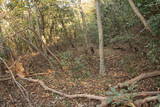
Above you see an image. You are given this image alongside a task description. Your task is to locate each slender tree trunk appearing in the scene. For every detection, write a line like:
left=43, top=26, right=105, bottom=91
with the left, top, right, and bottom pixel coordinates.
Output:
left=61, top=20, right=75, bottom=48
left=128, top=0, right=152, bottom=33
left=32, top=1, right=46, bottom=51
left=95, top=0, right=105, bottom=75
left=78, top=0, right=89, bottom=49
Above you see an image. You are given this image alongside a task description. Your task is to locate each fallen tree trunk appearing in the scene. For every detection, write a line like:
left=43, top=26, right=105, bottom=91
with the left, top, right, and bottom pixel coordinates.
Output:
left=114, top=71, right=160, bottom=88
left=134, top=96, right=159, bottom=107
left=128, top=0, right=152, bottom=33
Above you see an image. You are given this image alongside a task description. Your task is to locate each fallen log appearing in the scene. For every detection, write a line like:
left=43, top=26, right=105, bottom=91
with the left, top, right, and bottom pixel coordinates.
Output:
left=114, top=71, right=160, bottom=88
left=134, top=96, right=159, bottom=107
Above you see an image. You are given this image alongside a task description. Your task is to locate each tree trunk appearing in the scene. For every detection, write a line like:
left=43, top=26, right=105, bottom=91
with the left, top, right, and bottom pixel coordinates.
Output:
left=95, top=0, right=105, bottom=75
left=32, top=1, right=46, bottom=51
left=128, top=0, right=152, bottom=33
left=61, top=20, right=75, bottom=48
left=78, top=0, right=89, bottom=49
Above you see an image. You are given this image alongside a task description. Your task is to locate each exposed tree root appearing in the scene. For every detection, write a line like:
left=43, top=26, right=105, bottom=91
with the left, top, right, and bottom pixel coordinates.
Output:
left=114, top=71, right=160, bottom=88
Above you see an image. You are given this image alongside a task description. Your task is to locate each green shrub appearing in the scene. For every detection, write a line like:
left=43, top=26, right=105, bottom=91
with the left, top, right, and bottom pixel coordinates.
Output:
left=149, top=14, right=160, bottom=35
left=106, top=84, right=137, bottom=106
left=146, top=39, right=160, bottom=64
left=59, top=51, right=90, bottom=78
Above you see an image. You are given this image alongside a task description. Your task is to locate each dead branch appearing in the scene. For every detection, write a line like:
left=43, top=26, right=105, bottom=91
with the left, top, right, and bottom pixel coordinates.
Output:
left=114, top=71, right=160, bottom=88
left=21, top=77, right=108, bottom=107
left=134, top=96, right=159, bottom=107
left=21, top=77, right=160, bottom=107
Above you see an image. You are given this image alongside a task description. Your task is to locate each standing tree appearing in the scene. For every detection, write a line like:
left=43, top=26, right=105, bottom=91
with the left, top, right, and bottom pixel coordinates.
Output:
left=95, top=0, right=105, bottom=75
left=78, top=0, right=89, bottom=49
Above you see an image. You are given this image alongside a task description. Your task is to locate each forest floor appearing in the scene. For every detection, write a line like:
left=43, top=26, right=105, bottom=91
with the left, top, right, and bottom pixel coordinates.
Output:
left=0, top=46, right=159, bottom=107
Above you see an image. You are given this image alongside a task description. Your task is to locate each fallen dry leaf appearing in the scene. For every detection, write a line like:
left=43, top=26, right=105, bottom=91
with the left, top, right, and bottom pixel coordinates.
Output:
left=81, top=82, right=88, bottom=86
left=47, top=69, right=55, bottom=73
left=15, top=62, right=26, bottom=78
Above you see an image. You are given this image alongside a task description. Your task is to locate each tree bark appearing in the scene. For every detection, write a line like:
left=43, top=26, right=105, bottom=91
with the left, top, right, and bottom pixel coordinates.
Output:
left=128, top=0, right=152, bottom=33
left=32, top=1, right=46, bottom=51
left=95, top=0, right=105, bottom=75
